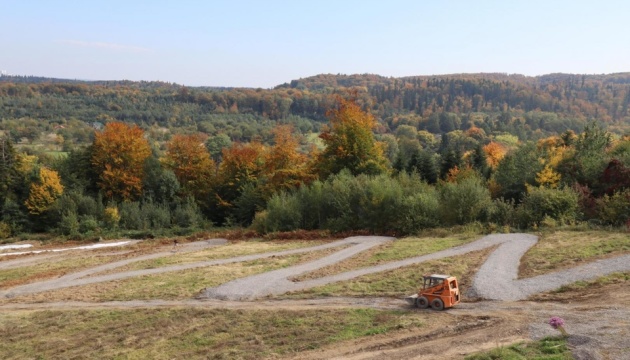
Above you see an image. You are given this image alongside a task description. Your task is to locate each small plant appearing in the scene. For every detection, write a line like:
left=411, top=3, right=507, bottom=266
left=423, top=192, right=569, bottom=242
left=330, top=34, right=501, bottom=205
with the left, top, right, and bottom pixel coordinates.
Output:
left=548, top=316, right=568, bottom=337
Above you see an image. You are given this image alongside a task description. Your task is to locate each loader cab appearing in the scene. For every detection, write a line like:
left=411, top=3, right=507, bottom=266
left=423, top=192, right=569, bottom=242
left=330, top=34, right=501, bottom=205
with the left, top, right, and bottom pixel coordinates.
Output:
left=415, top=274, right=461, bottom=310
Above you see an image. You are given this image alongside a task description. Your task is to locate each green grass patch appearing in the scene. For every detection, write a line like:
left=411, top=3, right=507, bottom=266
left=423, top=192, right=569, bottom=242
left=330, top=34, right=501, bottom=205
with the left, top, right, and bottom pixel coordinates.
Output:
left=281, top=247, right=494, bottom=299
left=553, top=272, right=630, bottom=293
left=465, top=336, right=572, bottom=360
left=106, top=239, right=328, bottom=274
left=0, top=254, right=125, bottom=289
left=294, top=234, right=476, bottom=281
left=520, top=230, right=630, bottom=278
left=0, top=308, right=425, bottom=359
left=21, top=247, right=342, bottom=302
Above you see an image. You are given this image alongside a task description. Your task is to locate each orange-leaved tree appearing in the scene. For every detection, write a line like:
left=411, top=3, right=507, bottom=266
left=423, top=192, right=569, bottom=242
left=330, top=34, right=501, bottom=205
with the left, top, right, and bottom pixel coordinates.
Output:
left=92, top=122, right=151, bottom=201
left=212, top=141, right=265, bottom=223
left=25, top=167, right=64, bottom=215
left=164, top=133, right=215, bottom=201
left=262, top=125, right=313, bottom=194
left=317, top=96, right=388, bottom=177
left=483, top=141, right=507, bottom=169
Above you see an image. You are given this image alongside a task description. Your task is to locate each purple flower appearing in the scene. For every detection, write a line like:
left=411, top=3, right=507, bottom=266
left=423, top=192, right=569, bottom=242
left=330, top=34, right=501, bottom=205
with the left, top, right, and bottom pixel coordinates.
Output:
left=549, top=316, right=565, bottom=329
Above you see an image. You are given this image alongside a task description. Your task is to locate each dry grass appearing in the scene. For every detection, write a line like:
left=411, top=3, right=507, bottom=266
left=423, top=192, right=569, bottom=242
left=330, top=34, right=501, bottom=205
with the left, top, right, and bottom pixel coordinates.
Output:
left=11, top=246, right=344, bottom=303
left=280, top=247, right=496, bottom=299
left=292, top=235, right=477, bottom=281
left=0, top=252, right=132, bottom=289
left=519, top=230, right=630, bottom=278
left=0, top=308, right=426, bottom=359
left=97, top=239, right=329, bottom=275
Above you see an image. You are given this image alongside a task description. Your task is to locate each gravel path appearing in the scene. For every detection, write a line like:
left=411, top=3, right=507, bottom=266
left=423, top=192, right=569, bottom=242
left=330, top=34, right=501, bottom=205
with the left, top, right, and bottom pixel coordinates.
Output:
left=204, top=233, right=630, bottom=301
left=2, top=234, right=629, bottom=303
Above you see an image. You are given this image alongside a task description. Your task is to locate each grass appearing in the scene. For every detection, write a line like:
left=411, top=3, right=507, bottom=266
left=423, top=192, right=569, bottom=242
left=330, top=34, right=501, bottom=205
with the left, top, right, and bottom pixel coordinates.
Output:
left=0, top=253, right=131, bottom=289
left=103, top=239, right=328, bottom=274
left=279, top=247, right=495, bottom=299
left=293, top=235, right=477, bottom=281
left=552, top=271, right=630, bottom=293
left=14, top=247, right=343, bottom=302
left=465, top=336, right=572, bottom=360
left=0, top=308, right=425, bottom=359
left=519, top=230, right=630, bottom=278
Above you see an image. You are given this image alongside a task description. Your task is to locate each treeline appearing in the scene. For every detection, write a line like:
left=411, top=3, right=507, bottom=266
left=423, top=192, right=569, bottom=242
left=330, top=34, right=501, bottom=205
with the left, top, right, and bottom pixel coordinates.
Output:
left=2, top=73, right=630, bottom=150
left=0, top=97, right=629, bottom=239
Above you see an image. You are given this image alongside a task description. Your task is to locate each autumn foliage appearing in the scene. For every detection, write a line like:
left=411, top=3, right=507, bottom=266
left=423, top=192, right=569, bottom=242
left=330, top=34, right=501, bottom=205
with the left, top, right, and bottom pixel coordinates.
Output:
left=92, top=122, right=151, bottom=201
left=25, top=167, right=64, bottom=215
left=164, top=134, right=215, bottom=200
left=483, top=142, right=507, bottom=169
left=317, top=97, right=388, bottom=177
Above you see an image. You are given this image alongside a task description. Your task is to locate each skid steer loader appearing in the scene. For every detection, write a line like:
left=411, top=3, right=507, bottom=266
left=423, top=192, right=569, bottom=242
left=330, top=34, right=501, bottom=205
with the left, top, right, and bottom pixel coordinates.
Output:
left=405, top=274, right=460, bottom=310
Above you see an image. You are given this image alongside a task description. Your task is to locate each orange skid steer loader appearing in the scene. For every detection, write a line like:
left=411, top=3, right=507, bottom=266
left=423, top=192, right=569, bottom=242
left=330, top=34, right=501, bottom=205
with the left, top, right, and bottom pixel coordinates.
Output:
left=405, top=274, right=461, bottom=310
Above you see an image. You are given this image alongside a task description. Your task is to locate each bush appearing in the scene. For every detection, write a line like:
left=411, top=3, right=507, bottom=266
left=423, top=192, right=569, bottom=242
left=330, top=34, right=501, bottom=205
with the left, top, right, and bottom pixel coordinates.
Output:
left=397, top=190, right=440, bottom=234
left=103, top=206, right=120, bottom=229
left=597, top=189, right=630, bottom=226
left=439, top=175, right=492, bottom=225
left=487, top=198, right=516, bottom=226
left=119, top=201, right=145, bottom=230
left=172, top=197, right=203, bottom=228
left=79, top=215, right=99, bottom=234
left=59, top=211, right=80, bottom=236
left=142, top=201, right=171, bottom=229
left=256, top=192, right=302, bottom=233
left=0, top=221, right=11, bottom=239
left=517, top=186, right=580, bottom=227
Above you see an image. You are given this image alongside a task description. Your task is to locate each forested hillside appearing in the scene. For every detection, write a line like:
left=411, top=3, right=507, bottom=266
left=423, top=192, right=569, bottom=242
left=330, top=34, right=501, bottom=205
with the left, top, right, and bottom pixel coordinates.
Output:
left=2, top=72, right=630, bottom=147
left=1, top=73, right=630, bottom=238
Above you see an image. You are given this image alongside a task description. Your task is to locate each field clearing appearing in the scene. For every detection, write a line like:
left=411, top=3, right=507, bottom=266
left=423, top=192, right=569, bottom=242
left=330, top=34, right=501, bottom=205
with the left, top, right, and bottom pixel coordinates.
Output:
left=0, top=308, right=427, bottom=359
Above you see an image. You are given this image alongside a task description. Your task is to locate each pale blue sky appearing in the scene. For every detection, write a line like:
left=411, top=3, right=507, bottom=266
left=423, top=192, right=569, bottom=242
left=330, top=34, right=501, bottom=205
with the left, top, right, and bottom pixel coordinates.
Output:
left=1, top=0, right=629, bottom=88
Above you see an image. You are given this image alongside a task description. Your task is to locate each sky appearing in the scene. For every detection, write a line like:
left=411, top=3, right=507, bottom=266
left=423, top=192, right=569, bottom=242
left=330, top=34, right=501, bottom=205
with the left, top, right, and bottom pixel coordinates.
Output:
left=1, top=0, right=630, bottom=88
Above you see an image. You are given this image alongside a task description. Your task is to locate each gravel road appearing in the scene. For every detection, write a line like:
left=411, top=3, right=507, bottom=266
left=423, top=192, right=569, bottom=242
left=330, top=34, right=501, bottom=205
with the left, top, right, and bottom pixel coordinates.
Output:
left=204, top=233, right=630, bottom=301
left=3, top=234, right=629, bottom=304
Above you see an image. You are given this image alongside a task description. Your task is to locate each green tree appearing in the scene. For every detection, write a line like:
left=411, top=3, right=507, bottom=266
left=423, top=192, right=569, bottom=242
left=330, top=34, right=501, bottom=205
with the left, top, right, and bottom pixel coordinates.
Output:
left=0, top=136, right=17, bottom=211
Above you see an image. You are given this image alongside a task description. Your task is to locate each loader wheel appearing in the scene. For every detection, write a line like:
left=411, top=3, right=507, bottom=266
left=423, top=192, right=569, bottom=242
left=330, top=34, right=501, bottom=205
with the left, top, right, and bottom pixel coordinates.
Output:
left=430, top=298, right=444, bottom=311
left=415, top=296, right=429, bottom=309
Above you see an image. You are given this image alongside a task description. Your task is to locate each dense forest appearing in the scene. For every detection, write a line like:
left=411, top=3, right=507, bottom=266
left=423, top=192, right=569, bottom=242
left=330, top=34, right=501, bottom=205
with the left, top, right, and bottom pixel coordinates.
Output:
left=0, top=72, right=630, bottom=239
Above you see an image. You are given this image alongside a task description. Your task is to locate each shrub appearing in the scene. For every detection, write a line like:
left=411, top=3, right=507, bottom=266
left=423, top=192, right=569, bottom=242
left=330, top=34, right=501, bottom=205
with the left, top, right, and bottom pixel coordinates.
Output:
left=397, top=190, right=440, bottom=234
left=439, top=175, right=492, bottom=225
left=79, top=215, right=99, bottom=234
left=487, top=197, right=516, bottom=226
left=103, top=206, right=120, bottom=229
left=258, top=192, right=302, bottom=233
left=597, top=189, right=630, bottom=226
left=142, top=201, right=171, bottom=229
left=59, top=211, right=80, bottom=236
left=517, top=186, right=580, bottom=227
left=0, top=221, right=11, bottom=239
left=172, top=197, right=203, bottom=228
left=119, top=201, right=145, bottom=230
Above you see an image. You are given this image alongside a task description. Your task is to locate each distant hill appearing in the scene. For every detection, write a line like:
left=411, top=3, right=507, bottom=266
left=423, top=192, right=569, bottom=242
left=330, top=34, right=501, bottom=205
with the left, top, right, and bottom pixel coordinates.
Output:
left=1, top=72, right=630, bottom=142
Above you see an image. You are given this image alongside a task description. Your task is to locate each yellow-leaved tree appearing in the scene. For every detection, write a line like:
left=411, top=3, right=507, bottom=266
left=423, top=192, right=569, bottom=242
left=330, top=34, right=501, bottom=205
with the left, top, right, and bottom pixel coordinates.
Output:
left=25, top=167, right=64, bottom=215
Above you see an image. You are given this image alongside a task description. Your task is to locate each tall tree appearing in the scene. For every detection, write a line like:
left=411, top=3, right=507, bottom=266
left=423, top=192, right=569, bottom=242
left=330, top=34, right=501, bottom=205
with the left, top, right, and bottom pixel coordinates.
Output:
left=91, top=122, right=151, bottom=201
left=164, top=134, right=215, bottom=203
left=317, top=97, right=388, bottom=177
left=0, top=136, right=17, bottom=210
